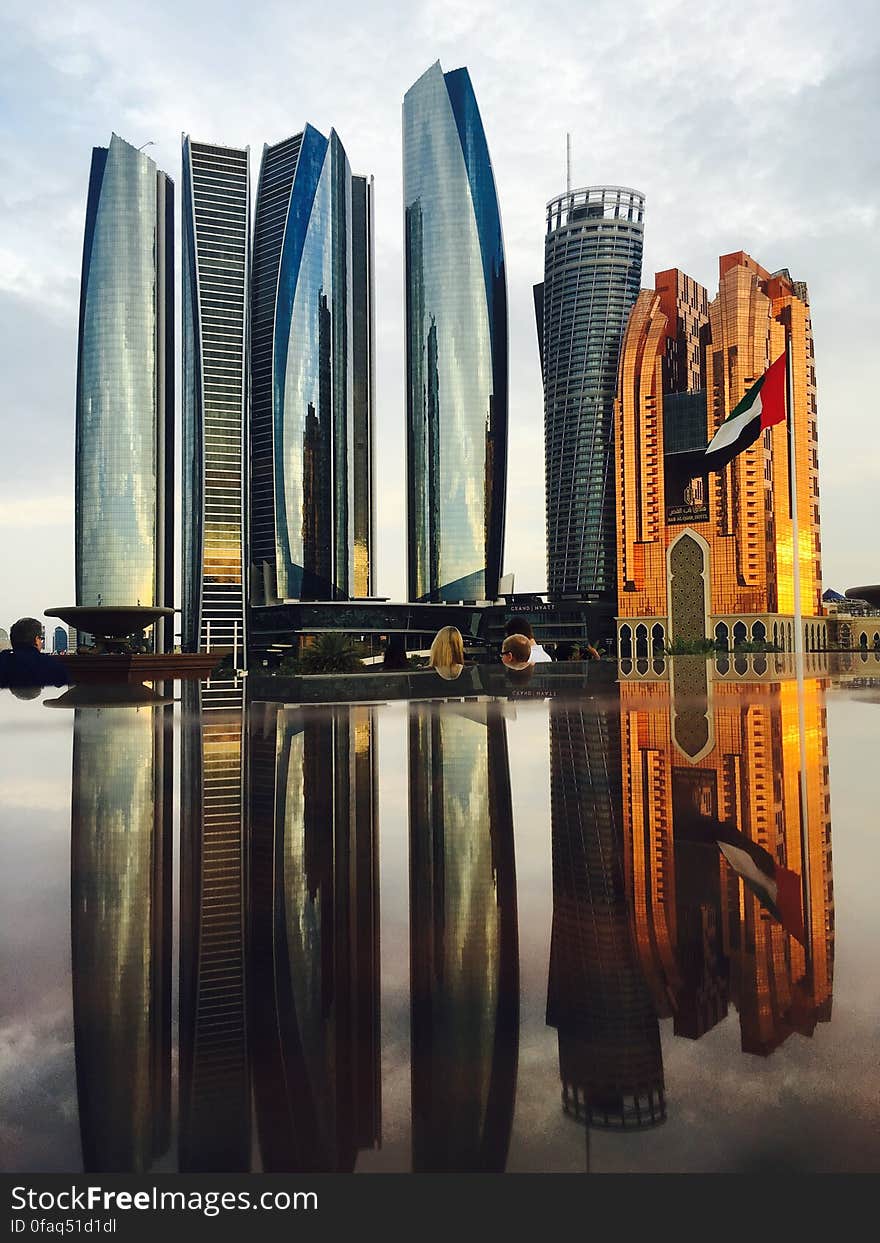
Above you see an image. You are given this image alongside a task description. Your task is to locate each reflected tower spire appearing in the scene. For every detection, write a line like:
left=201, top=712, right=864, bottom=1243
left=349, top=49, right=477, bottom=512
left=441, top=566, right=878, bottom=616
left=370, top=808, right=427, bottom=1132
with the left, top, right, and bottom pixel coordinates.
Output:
left=248, top=702, right=381, bottom=1170
left=70, top=693, right=172, bottom=1171
left=547, top=681, right=666, bottom=1130
left=408, top=700, right=519, bottom=1170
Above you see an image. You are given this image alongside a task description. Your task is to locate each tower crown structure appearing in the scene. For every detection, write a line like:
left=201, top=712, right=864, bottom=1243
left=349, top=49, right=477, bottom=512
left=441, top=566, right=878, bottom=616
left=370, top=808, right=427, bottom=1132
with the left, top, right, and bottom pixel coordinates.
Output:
left=536, top=184, right=644, bottom=628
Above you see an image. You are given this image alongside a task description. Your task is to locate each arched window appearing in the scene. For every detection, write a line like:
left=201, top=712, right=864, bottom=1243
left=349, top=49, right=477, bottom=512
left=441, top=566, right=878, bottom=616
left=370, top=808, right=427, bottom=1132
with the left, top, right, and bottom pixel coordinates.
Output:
left=859, top=632, right=868, bottom=651
left=733, top=620, right=747, bottom=648
left=635, top=624, right=649, bottom=659
left=714, top=621, right=729, bottom=651
left=787, top=623, right=793, bottom=652
left=651, top=623, right=665, bottom=655
left=619, top=625, right=632, bottom=660
left=873, top=632, right=880, bottom=651
left=772, top=621, right=779, bottom=650
left=752, top=620, right=766, bottom=646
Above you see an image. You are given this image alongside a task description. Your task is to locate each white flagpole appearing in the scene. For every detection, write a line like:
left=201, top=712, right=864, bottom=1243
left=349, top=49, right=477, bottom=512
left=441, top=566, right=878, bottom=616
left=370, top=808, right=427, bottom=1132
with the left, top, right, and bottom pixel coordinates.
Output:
left=787, top=326, right=813, bottom=966
left=788, top=331, right=804, bottom=668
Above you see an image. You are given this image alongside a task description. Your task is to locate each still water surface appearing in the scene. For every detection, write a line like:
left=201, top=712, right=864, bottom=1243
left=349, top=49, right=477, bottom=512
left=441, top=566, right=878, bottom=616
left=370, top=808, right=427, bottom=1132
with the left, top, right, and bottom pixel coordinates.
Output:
left=2, top=658, right=879, bottom=1173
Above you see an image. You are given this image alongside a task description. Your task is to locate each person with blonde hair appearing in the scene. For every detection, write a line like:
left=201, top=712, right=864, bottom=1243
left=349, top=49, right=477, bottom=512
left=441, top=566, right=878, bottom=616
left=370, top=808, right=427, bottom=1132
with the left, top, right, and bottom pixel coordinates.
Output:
left=429, top=625, right=465, bottom=680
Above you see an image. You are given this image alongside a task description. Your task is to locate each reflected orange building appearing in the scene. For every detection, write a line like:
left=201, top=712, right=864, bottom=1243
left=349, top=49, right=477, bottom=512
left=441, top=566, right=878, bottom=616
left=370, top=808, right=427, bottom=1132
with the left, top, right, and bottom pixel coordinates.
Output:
left=619, top=662, right=834, bottom=1055
left=615, top=253, right=826, bottom=657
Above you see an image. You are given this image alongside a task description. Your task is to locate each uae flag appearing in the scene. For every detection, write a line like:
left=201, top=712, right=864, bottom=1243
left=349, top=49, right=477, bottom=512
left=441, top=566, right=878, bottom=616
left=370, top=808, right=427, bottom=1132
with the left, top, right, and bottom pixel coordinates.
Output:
left=703, top=350, right=787, bottom=472
left=715, top=822, right=806, bottom=945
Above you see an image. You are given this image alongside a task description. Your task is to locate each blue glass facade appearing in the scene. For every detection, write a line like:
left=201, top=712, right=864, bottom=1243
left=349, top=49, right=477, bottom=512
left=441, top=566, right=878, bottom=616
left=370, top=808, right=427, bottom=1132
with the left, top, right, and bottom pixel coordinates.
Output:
left=537, top=186, right=644, bottom=605
left=250, top=127, right=358, bottom=604
left=75, top=134, right=174, bottom=650
left=182, top=138, right=250, bottom=659
left=404, top=62, right=508, bottom=603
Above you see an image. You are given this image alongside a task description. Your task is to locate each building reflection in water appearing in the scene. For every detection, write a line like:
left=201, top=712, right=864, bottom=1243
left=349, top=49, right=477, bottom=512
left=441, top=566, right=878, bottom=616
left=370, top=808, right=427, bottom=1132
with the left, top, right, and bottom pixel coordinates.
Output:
left=408, top=700, right=519, bottom=1171
left=546, top=681, right=666, bottom=1130
left=248, top=701, right=381, bottom=1171
left=620, top=660, right=834, bottom=1057
left=179, top=678, right=250, bottom=1170
left=69, top=687, right=172, bottom=1172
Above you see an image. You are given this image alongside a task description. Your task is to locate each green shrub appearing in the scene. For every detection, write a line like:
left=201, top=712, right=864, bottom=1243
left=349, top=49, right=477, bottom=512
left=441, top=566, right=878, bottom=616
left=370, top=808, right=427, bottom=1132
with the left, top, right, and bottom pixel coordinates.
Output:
left=295, top=633, right=365, bottom=674
left=665, top=637, right=717, bottom=655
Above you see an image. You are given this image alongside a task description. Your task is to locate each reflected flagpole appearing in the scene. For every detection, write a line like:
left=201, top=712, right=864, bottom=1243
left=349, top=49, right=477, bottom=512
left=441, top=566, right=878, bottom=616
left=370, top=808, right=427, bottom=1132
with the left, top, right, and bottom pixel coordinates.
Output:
left=786, top=325, right=813, bottom=968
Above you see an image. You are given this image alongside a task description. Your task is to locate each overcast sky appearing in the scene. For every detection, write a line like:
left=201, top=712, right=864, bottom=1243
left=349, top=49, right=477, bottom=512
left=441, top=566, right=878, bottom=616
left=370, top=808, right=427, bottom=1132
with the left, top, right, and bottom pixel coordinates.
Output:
left=0, top=0, right=877, bottom=627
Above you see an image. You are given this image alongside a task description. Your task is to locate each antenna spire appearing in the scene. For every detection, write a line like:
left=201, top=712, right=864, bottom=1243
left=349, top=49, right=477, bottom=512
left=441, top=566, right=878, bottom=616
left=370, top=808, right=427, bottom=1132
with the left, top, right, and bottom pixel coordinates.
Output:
left=566, top=133, right=571, bottom=194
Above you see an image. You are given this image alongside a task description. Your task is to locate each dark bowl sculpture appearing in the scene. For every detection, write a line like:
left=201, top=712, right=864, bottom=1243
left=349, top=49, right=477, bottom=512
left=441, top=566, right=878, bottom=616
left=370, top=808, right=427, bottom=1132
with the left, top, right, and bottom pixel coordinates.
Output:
left=45, top=605, right=174, bottom=653
left=44, top=683, right=174, bottom=708
left=846, top=585, right=880, bottom=609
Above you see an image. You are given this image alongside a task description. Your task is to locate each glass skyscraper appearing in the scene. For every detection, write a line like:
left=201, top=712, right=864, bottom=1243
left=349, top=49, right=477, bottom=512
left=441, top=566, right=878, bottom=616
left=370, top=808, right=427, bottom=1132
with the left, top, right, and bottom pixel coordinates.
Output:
left=351, top=174, right=376, bottom=599
left=75, top=133, right=174, bottom=650
left=403, top=62, right=508, bottom=603
left=182, top=138, right=250, bottom=660
left=536, top=186, right=644, bottom=617
left=250, top=126, right=372, bottom=605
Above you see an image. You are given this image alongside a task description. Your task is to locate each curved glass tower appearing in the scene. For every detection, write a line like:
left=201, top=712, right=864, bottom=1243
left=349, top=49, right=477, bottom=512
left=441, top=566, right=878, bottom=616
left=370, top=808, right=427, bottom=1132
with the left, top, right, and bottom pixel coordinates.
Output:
left=71, top=698, right=172, bottom=1171
left=404, top=62, right=508, bottom=603
left=75, top=134, right=174, bottom=649
left=182, top=138, right=250, bottom=659
left=250, top=126, right=358, bottom=603
left=536, top=186, right=644, bottom=611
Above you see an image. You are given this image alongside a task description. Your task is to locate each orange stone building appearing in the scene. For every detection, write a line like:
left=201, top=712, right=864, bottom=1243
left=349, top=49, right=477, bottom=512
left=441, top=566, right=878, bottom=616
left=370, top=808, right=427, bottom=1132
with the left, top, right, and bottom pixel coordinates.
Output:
left=614, top=252, right=826, bottom=656
left=618, top=663, right=834, bottom=1055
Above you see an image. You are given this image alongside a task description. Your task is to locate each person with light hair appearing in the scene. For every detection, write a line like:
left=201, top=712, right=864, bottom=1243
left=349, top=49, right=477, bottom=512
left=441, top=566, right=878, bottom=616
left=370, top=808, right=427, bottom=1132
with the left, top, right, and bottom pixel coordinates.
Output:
left=429, top=625, right=465, bottom=681
left=504, top=618, right=553, bottom=662
left=500, top=633, right=533, bottom=671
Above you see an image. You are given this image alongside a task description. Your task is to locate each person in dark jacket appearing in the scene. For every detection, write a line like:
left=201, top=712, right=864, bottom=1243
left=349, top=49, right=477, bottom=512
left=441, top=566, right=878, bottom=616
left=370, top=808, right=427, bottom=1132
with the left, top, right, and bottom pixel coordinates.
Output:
left=0, top=617, right=69, bottom=688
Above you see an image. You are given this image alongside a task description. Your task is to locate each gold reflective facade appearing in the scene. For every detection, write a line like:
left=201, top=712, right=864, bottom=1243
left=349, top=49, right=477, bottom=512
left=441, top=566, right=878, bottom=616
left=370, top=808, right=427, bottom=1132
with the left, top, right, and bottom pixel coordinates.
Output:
left=615, top=253, right=824, bottom=655
left=619, top=664, right=834, bottom=1054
